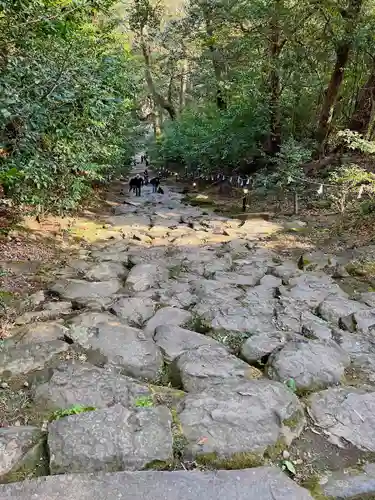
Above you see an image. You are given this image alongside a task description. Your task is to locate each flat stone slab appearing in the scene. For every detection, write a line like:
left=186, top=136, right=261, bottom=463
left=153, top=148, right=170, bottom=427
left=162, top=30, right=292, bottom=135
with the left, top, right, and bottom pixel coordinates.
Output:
left=34, top=362, right=151, bottom=410
left=83, top=262, right=128, bottom=281
left=67, top=312, right=163, bottom=381
left=154, top=325, right=223, bottom=363
left=144, top=307, right=192, bottom=336
left=49, top=279, right=121, bottom=304
left=170, top=345, right=262, bottom=392
left=125, top=263, right=168, bottom=293
left=318, top=296, right=367, bottom=327
left=0, top=426, right=46, bottom=482
left=321, top=462, right=375, bottom=499
left=110, top=297, right=156, bottom=327
left=48, top=404, right=173, bottom=474
left=0, top=467, right=314, bottom=499
left=179, top=379, right=305, bottom=460
left=10, top=321, right=68, bottom=345
left=0, top=340, right=69, bottom=384
left=308, top=386, right=375, bottom=451
left=267, top=339, right=350, bottom=391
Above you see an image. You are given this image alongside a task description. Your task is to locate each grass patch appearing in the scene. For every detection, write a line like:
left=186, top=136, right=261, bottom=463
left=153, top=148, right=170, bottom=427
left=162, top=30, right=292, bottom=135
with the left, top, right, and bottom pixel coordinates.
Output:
left=171, top=407, right=188, bottom=460
left=134, top=395, right=154, bottom=408
left=210, top=330, right=248, bottom=355
left=49, top=404, right=96, bottom=422
left=196, top=451, right=264, bottom=470
left=185, top=315, right=211, bottom=334
left=282, top=409, right=305, bottom=431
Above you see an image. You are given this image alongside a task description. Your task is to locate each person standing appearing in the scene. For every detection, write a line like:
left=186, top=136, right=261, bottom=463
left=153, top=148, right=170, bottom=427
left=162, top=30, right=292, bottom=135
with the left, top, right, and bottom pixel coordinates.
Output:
left=150, top=176, right=160, bottom=193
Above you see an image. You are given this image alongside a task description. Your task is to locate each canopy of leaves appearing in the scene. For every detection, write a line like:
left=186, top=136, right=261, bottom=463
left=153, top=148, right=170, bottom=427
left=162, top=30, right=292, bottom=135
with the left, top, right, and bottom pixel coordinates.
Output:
left=0, top=0, right=144, bottom=212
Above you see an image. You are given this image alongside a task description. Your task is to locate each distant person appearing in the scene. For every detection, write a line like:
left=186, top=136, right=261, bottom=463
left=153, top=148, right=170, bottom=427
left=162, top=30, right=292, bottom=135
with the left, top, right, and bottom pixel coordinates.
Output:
left=150, top=176, right=160, bottom=193
left=129, top=174, right=143, bottom=196
left=145, top=157, right=149, bottom=167
left=143, top=169, right=149, bottom=185
left=157, top=186, right=164, bottom=194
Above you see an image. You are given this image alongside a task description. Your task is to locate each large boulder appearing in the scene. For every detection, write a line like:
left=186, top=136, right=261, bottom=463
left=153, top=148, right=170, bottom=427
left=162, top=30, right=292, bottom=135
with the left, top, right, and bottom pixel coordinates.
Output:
left=154, top=325, right=223, bottom=363
left=318, top=296, right=368, bottom=327
left=0, top=426, right=46, bottom=482
left=144, top=307, right=192, bottom=336
left=110, top=297, right=156, bottom=327
left=241, top=331, right=288, bottom=363
left=0, top=340, right=69, bottom=386
left=10, top=321, right=68, bottom=345
left=49, top=279, right=121, bottom=305
left=67, top=312, right=163, bottom=381
left=321, top=462, right=375, bottom=499
left=308, top=386, right=375, bottom=452
left=266, top=339, right=350, bottom=391
left=84, top=262, right=128, bottom=281
left=179, top=379, right=305, bottom=460
left=170, top=345, right=262, bottom=392
left=280, top=273, right=347, bottom=308
left=0, top=467, right=315, bottom=500
left=48, top=405, right=173, bottom=473
left=125, top=263, right=168, bottom=293
left=34, top=363, right=151, bottom=411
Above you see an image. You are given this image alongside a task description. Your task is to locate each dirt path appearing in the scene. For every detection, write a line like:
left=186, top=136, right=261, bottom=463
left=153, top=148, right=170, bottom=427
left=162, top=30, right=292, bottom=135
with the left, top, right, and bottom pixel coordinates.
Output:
left=1, top=162, right=375, bottom=499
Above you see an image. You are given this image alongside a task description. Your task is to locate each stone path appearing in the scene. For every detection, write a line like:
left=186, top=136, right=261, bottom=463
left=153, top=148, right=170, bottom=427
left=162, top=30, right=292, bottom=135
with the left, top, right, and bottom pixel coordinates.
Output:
left=2, top=158, right=375, bottom=498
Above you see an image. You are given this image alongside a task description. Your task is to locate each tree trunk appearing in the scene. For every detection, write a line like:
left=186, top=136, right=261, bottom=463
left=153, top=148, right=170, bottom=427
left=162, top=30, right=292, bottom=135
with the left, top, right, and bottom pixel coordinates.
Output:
left=349, top=60, right=375, bottom=138
left=201, top=4, right=227, bottom=110
left=267, top=0, right=284, bottom=155
left=316, top=0, right=363, bottom=148
left=140, top=36, right=176, bottom=121
left=179, top=59, right=188, bottom=113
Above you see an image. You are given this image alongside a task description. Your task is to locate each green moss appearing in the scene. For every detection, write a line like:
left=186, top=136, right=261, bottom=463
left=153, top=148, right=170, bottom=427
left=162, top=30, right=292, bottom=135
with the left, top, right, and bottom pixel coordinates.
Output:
left=196, top=451, right=264, bottom=470
left=283, top=409, right=304, bottom=431
left=186, top=315, right=211, bottom=334
left=170, top=408, right=188, bottom=459
left=144, top=459, right=174, bottom=471
left=264, top=437, right=287, bottom=460
left=2, top=436, right=49, bottom=484
left=155, top=363, right=171, bottom=387
left=301, top=475, right=333, bottom=500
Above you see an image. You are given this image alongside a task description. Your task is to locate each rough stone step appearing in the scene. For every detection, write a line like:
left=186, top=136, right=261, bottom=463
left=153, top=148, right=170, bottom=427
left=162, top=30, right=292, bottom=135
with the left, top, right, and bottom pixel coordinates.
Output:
left=0, top=467, right=314, bottom=499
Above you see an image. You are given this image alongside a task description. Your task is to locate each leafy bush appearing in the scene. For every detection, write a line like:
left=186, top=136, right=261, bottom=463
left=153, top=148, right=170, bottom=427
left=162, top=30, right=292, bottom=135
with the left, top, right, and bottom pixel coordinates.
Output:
left=329, top=164, right=375, bottom=213
left=0, top=1, right=141, bottom=213
left=151, top=99, right=268, bottom=172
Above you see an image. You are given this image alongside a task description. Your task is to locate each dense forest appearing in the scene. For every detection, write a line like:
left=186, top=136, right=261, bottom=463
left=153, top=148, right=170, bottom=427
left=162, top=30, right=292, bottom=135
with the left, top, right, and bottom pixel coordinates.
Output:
left=2, top=0, right=375, bottom=212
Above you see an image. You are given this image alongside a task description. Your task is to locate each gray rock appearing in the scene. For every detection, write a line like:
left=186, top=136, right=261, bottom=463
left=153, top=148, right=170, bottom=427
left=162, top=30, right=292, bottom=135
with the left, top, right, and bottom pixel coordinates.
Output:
left=125, top=263, right=168, bottom=293
left=308, top=386, right=375, bottom=451
left=359, top=292, right=375, bottom=308
left=144, top=307, right=192, bottom=336
left=0, top=466, right=315, bottom=500
left=213, top=271, right=264, bottom=287
left=318, top=296, right=367, bottom=327
left=179, top=379, right=305, bottom=459
left=154, top=282, right=197, bottom=309
left=271, top=261, right=301, bottom=282
left=0, top=340, right=69, bottom=385
left=191, top=279, right=243, bottom=302
left=170, top=345, right=262, bottom=392
left=67, top=312, right=163, bottom=381
left=280, top=273, right=347, bottom=308
left=110, top=297, right=156, bottom=327
left=11, top=321, right=68, bottom=345
left=14, top=302, right=72, bottom=325
left=84, top=262, right=128, bottom=281
left=48, top=404, right=173, bottom=473
left=350, top=308, right=375, bottom=334
left=241, top=331, right=288, bottom=363
left=49, top=279, right=121, bottom=304
left=34, top=363, right=151, bottom=410
left=90, top=248, right=128, bottom=264
left=267, top=339, right=350, bottom=391
left=0, top=426, right=46, bottom=482
left=322, top=462, right=375, bottom=499
left=108, top=214, right=151, bottom=231
left=154, top=325, right=223, bottom=363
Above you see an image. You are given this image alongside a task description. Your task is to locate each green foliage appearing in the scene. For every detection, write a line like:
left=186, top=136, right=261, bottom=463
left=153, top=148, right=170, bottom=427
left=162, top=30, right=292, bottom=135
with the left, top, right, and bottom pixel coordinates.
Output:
left=134, top=395, right=154, bottom=407
left=0, top=0, right=142, bottom=212
left=152, top=100, right=268, bottom=171
left=253, top=139, right=313, bottom=193
left=281, top=459, right=296, bottom=476
left=284, top=378, right=297, bottom=394
left=49, top=404, right=96, bottom=422
left=329, top=164, right=375, bottom=213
